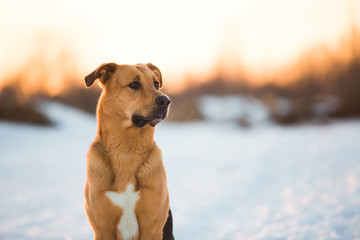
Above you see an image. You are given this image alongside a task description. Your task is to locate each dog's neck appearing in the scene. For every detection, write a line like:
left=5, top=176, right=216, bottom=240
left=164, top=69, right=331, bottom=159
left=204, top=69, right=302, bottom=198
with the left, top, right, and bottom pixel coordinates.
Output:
left=97, top=108, right=156, bottom=155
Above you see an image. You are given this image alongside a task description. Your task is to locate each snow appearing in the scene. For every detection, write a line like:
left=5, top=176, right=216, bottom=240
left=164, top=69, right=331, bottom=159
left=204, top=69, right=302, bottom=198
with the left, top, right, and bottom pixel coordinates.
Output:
left=1, top=100, right=360, bottom=239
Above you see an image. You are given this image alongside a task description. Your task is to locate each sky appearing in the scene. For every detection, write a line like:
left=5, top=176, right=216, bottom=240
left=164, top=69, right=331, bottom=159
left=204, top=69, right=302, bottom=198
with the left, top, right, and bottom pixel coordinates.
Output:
left=0, top=0, right=359, bottom=91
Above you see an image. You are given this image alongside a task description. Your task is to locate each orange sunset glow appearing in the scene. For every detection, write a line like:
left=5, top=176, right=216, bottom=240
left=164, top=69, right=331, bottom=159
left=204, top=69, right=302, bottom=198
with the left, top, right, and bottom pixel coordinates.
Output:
left=0, top=0, right=359, bottom=94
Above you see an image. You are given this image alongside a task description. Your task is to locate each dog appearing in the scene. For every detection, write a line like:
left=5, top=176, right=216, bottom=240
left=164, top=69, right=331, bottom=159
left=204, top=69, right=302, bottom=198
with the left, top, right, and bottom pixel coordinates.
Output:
left=84, top=63, right=174, bottom=240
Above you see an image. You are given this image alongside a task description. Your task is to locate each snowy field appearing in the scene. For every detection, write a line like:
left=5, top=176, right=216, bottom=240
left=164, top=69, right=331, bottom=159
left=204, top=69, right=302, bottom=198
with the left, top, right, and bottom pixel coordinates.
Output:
left=1, top=100, right=360, bottom=239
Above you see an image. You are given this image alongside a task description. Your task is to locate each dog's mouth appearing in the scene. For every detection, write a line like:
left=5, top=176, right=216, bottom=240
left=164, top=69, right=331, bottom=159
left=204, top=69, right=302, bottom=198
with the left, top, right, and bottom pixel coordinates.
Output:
left=132, top=109, right=168, bottom=128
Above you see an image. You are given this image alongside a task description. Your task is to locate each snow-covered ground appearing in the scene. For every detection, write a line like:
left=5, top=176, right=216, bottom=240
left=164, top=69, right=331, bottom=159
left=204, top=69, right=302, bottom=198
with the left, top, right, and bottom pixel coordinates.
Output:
left=1, top=100, right=360, bottom=239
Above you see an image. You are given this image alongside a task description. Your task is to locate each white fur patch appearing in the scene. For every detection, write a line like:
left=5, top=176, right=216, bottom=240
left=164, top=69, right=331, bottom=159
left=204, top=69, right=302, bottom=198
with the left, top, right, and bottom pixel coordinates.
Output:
left=106, top=184, right=140, bottom=240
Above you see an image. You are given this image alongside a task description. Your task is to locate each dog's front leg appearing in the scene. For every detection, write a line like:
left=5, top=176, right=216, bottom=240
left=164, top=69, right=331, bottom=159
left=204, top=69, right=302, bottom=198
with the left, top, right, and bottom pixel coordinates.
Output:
left=94, top=230, right=117, bottom=240
left=86, top=191, right=122, bottom=240
left=136, top=188, right=169, bottom=240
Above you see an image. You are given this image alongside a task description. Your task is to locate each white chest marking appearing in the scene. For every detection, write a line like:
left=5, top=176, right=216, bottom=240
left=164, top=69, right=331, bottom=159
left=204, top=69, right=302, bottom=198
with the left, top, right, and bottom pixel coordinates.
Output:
left=105, top=184, right=140, bottom=240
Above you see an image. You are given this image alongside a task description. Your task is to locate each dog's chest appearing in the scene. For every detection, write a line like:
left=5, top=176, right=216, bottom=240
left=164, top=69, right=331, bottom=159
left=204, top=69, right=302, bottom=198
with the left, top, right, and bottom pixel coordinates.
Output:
left=105, top=184, right=140, bottom=240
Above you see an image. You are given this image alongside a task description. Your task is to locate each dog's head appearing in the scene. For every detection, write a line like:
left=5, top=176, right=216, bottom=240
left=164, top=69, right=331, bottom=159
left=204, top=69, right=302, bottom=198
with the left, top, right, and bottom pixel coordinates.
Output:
left=85, top=63, right=170, bottom=128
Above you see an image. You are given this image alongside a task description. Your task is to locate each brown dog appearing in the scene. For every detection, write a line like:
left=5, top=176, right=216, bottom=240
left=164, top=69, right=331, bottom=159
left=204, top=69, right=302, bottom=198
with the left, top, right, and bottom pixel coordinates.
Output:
left=84, top=63, right=173, bottom=240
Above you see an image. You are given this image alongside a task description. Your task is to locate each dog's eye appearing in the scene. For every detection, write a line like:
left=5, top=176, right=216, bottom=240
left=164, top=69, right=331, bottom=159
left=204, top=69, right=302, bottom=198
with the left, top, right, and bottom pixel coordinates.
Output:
left=154, top=80, right=160, bottom=90
left=129, top=81, right=142, bottom=90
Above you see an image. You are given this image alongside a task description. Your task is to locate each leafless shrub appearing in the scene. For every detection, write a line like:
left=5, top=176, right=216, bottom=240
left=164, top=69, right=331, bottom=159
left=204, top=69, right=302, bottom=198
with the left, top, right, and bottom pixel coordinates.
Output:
left=0, top=84, right=52, bottom=126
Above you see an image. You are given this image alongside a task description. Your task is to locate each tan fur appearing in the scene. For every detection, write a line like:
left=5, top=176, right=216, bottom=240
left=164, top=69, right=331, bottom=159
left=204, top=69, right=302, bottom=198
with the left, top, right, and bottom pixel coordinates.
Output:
left=84, top=63, right=170, bottom=240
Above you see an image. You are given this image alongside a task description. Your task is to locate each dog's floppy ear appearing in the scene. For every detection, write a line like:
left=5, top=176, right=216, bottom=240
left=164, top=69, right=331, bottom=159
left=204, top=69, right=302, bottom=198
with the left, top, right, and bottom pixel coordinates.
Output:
left=147, top=63, right=163, bottom=88
left=85, top=63, right=117, bottom=87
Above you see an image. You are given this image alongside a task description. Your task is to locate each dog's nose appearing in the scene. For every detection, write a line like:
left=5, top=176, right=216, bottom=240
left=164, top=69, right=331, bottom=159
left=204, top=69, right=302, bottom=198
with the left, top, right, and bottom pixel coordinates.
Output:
left=155, top=96, right=171, bottom=108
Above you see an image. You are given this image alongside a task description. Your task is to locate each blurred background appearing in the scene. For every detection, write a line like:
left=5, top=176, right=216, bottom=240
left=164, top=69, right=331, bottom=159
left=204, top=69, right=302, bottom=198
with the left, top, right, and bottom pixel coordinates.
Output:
left=1, top=0, right=360, bottom=239
left=1, top=0, right=359, bottom=124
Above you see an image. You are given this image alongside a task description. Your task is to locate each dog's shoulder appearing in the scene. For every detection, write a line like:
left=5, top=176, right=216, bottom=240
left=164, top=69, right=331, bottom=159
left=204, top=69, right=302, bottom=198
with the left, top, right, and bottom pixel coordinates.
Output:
left=88, top=139, right=110, bottom=164
left=87, top=139, right=114, bottom=189
left=89, top=139, right=107, bottom=156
